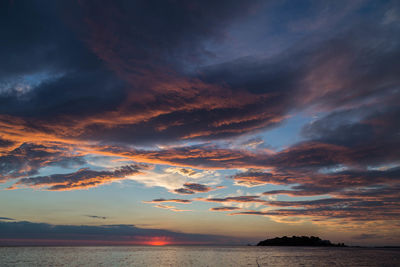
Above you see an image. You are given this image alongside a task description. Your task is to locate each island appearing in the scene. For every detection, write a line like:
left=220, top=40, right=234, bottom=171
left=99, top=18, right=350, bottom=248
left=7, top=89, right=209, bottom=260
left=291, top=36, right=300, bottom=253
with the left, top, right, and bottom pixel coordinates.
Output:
left=257, top=236, right=346, bottom=247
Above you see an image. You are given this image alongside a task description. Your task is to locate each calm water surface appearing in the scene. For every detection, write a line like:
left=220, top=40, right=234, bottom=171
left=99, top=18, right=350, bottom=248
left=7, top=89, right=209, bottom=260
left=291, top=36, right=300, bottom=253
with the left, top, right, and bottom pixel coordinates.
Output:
left=0, top=246, right=399, bottom=267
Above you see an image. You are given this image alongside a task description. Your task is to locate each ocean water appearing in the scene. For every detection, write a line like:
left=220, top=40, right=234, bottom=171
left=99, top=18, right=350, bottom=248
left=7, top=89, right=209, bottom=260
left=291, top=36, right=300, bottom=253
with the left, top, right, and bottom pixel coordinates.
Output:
left=0, top=246, right=399, bottom=267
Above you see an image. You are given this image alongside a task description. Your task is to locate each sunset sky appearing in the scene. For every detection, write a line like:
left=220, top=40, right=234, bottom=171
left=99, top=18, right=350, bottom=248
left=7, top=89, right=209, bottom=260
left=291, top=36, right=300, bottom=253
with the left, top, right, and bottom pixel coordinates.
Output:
left=0, top=0, right=399, bottom=246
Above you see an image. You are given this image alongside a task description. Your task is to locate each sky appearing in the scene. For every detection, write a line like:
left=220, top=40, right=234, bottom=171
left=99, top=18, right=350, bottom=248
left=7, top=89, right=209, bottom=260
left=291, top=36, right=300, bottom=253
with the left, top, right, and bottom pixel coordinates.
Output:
left=0, top=0, right=399, bottom=246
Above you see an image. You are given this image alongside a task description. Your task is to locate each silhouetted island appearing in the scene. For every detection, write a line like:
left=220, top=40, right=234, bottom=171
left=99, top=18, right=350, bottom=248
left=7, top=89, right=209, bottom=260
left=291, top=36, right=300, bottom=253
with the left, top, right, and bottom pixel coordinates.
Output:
left=257, top=236, right=346, bottom=247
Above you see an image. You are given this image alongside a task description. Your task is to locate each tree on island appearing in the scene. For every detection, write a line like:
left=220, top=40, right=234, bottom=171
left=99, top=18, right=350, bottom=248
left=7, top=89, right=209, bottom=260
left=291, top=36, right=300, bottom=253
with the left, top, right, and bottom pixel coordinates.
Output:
left=257, top=236, right=346, bottom=247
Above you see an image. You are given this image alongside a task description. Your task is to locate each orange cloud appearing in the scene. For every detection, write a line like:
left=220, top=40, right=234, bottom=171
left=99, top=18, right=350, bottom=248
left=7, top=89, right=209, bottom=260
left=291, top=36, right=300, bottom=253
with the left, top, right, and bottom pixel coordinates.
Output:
left=154, top=204, right=192, bottom=212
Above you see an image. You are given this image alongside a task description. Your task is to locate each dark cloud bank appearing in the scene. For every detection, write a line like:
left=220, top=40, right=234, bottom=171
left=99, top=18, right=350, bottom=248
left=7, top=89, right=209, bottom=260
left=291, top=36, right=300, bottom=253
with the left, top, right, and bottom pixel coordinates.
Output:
left=0, top=220, right=243, bottom=246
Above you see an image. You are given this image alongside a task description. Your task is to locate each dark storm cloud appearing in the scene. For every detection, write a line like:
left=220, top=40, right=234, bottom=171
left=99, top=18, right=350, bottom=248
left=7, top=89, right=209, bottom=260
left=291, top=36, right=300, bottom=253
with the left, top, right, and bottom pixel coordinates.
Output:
left=0, top=220, right=241, bottom=245
left=10, top=164, right=148, bottom=191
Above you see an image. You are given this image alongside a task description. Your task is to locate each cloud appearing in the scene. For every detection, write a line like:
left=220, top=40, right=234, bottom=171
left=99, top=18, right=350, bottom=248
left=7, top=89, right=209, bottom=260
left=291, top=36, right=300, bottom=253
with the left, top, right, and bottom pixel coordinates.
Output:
left=0, top=138, right=15, bottom=148
left=352, top=234, right=381, bottom=240
left=196, top=195, right=266, bottom=204
left=174, top=183, right=214, bottom=195
left=144, top=198, right=192, bottom=204
left=174, top=188, right=195, bottom=195
left=98, top=144, right=269, bottom=169
left=231, top=170, right=286, bottom=187
left=0, top=143, right=86, bottom=182
left=183, top=183, right=212, bottom=192
left=154, top=204, right=191, bottom=212
left=165, top=167, right=197, bottom=177
left=0, top=217, right=14, bottom=221
left=231, top=166, right=400, bottom=198
left=210, top=207, right=241, bottom=212
left=14, top=0, right=395, bottom=147
left=240, top=137, right=264, bottom=149
left=85, top=215, right=107, bottom=220
left=229, top=162, right=400, bottom=224
left=10, top=164, right=148, bottom=191
left=229, top=193, right=400, bottom=222
left=230, top=202, right=400, bottom=222
left=125, top=166, right=221, bottom=193
left=0, top=0, right=398, bottom=149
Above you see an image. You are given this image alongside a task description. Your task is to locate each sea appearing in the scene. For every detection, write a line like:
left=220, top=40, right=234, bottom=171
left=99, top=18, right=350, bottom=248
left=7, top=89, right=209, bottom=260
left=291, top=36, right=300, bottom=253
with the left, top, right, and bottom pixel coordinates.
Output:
left=0, top=246, right=399, bottom=266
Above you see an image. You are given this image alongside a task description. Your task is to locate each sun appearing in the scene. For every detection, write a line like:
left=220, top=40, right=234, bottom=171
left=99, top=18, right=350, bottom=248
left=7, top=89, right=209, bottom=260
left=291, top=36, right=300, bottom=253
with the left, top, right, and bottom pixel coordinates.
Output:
left=145, top=236, right=171, bottom=246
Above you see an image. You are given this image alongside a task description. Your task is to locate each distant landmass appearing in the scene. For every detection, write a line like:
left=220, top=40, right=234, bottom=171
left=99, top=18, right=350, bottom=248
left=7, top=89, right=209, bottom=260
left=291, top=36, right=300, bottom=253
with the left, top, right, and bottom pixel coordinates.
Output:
left=257, top=236, right=346, bottom=247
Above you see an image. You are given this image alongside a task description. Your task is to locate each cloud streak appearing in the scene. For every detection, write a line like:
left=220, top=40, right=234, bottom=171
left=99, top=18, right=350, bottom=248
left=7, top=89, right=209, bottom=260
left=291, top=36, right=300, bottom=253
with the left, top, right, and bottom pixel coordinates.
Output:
left=144, top=198, right=192, bottom=204
left=10, top=164, right=148, bottom=191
